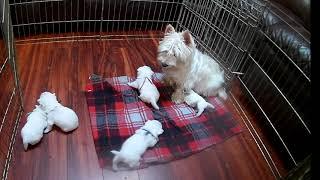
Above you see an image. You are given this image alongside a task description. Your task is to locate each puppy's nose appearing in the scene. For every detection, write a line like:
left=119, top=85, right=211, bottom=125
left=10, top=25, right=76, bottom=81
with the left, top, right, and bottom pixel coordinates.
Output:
left=161, top=63, right=169, bottom=67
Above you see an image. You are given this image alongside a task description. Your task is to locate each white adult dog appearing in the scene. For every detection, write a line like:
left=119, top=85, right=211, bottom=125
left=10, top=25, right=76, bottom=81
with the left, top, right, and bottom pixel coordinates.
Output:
left=128, top=66, right=160, bottom=110
left=184, top=90, right=215, bottom=117
left=37, top=92, right=79, bottom=133
left=111, top=120, right=164, bottom=171
left=157, top=24, right=227, bottom=103
left=21, top=105, right=48, bottom=151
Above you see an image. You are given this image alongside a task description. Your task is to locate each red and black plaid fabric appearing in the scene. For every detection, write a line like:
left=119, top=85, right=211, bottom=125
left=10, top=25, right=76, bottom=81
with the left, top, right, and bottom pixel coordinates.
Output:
left=85, top=73, right=242, bottom=169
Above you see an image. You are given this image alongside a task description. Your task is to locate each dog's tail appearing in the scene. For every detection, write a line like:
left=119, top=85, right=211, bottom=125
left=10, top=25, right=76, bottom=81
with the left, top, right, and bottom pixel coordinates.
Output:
left=150, top=100, right=160, bottom=110
left=218, top=88, right=228, bottom=100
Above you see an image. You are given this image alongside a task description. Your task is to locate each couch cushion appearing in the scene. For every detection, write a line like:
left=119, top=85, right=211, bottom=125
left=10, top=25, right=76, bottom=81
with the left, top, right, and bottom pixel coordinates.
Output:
left=261, top=0, right=310, bottom=77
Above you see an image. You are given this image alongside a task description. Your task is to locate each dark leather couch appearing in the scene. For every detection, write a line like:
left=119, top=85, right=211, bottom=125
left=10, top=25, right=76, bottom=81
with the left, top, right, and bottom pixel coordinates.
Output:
left=240, top=0, right=311, bottom=172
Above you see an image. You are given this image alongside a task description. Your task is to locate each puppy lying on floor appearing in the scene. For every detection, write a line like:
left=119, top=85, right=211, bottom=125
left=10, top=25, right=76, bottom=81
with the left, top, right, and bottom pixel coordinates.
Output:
left=128, top=66, right=160, bottom=110
left=111, top=120, right=164, bottom=171
left=21, top=105, right=48, bottom=151
left=184, top=89, right=215, bottom=117
left=37, top=92, right=79, bottom=133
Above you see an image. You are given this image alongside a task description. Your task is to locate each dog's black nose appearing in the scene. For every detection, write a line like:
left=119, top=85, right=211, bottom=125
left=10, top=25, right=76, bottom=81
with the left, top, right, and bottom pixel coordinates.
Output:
left=161, top=63, right=169, bottom=67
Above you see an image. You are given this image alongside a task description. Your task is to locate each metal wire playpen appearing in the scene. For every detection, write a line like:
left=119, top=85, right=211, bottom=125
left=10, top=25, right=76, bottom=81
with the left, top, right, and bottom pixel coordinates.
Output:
left=0, top=0, right=311, bottom=179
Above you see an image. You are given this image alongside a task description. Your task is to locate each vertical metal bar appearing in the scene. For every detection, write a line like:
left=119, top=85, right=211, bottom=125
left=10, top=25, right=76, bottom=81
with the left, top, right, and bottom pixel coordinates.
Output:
left=94, top=0, right=98, bottom=32
left=139, top=0, right=147, bottom=31
left=123, top=0, right=129, bottom=32
left=25, top=2, right=30, bottom=36
left=134, top=1, right=141, bottom=31
left=58, top=0, right=60, bottom=34
left=64, top=0, right=67, bottom=33
left=31, top=1, right=36, bottom=35
left=45, top=1, right=48, bottom=34
left=88, top=0, right=92, bottom=32
left=159, top=1, right=169, bottom=33
left=117, top=0, right=123, bottom=32
left=51, top=1, right=54, bottom=36
left=112, top=0, right=117, bottom=32
left=99, top=0, right=105, bottom=39
left=83, top=0, right=85, bottom=32
left=150, top=1, right=158, bottom=30
left=19, top=1, right=26, bottom=37
left=13, top=2, right=21, bottom=38
left=76, top=0, right=79, bottom=34
left=128, top=0, right=135, bottom=31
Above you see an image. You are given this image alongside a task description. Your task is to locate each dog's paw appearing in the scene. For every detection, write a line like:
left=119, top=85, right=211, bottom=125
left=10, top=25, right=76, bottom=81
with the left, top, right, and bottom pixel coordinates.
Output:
left=171, top=95, right=183, bottom=104
left=171, top=90, right=184, bottom=104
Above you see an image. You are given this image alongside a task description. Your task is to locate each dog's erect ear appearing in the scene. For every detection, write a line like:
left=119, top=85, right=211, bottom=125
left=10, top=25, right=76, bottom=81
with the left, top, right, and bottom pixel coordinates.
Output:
left=182, top=30, right=195, bottom=47
left=165, top=24, right=175, bottom=34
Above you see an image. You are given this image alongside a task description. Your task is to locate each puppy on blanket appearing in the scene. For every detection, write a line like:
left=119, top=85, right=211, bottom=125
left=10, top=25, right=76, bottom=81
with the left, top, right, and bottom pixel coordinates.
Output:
left=128, top=66, right=160, bottom=110
left=37, top=92, right=79, bottom=133
left=184, top=89, right=215, bottom=117
left=21, top=105, right=48, bottom=150
left=111, top=120, right=164, bottom=171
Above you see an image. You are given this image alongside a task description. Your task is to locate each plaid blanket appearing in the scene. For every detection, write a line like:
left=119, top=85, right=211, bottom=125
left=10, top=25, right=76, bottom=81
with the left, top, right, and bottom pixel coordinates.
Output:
left=85, top=73, right=242, bottom=169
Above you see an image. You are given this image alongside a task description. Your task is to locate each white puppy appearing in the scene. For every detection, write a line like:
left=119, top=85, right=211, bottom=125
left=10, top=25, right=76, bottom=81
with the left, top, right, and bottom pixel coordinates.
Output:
left=157, top=24, right=227, bottom=103
left=111, top=120, right=164, bottom=171
left=128, top=66, right=160, bottom=110
left=184, top=90, right=215, bottom=117
left=21, top=105, right=48, bottom=151
left=37, top=92, right=79, bottom=133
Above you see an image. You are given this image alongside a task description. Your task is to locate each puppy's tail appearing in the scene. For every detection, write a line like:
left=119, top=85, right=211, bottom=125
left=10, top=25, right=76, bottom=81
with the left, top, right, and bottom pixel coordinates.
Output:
left=23, top=142, right=28, bottom=151
left=150, top=100, right=160, bottom=110
left=22, top=138, right=29, bottom=151
left=206, top=102, right=215, bottom=110
left=111, top=150, right=121, bottom=171
left=111, top=150, right=121, bottom=156
left=218, top=88, right=227, bottom=100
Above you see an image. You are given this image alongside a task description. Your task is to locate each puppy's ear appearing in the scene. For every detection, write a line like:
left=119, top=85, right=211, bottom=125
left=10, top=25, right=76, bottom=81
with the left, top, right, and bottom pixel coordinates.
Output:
left=182, top=30, right=195, bottom=47
left=165, top=24, right=175, bottom=34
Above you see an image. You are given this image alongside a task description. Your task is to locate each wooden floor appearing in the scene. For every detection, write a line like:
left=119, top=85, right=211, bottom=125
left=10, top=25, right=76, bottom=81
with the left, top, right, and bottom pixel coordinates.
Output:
left=7, top=32, right=287, bottom=180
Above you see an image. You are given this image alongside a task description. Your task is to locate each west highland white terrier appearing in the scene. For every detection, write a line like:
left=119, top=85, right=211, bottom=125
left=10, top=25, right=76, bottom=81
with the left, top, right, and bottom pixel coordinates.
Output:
left=21, top=105, right=48, bottom=150
left=128, top=66, right=160, bottom=110
left=37, top=92, right=79, bottom=133
left=184, top=90, right=215, bottom=117
left=157, top=24, right=227, bottom=103
left=111, top=120, right=164, bottom=171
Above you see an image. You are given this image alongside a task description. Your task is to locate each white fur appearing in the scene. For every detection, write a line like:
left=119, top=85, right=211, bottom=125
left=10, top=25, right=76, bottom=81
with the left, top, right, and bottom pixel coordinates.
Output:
left=158, top=24, right=228, bottom=103
left=37, top=92, right=79, bottom=133
left=111, top=120, right=164, bottom=171
left=21, top=105, right=48, bottom=151
left=128, top=66, right=160, bottom=110
left=184, top=90, right=215, bottom=117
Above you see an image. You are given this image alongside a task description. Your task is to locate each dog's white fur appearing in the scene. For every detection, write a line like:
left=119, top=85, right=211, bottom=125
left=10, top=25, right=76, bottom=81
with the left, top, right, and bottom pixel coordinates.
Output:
left=21, top=105, right=48, bottom=151
left=111, top=120, right=164, bottom=171
left=184, top=90, right=215, bottom=117
left=37, top=92, right=79, bottom=133
left=158, top=24, right=227, bottom=103
left=128, top=66, right=160, bottom=110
